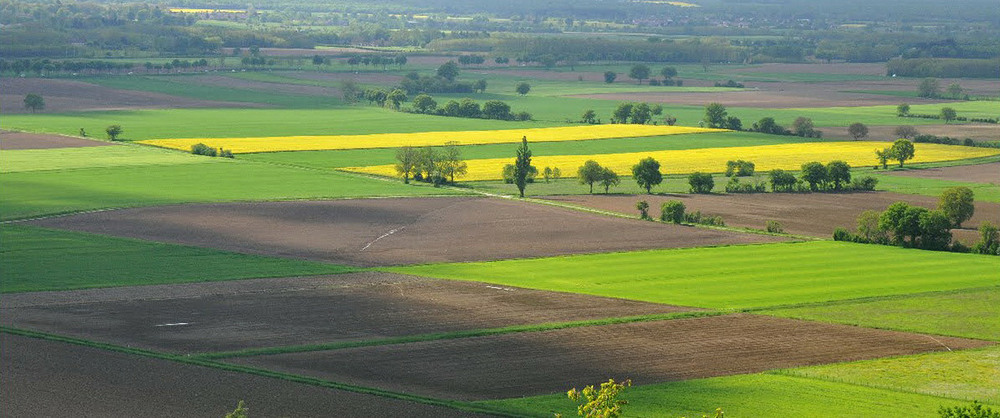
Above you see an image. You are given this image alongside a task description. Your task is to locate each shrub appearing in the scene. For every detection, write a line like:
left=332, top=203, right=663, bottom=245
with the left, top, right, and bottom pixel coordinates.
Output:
left=848, top=176, right=879, bottom=191
left=725, top=177, right=766, bottom=193
left=939, top=401, right=1000, bottom=418
left=832, top=227, right=854, bottom=242
left=660, top=200, right=685, bottom=223
left=636, top=200, right=650, bottom=220
left=219, top=148, right=234, bottom=158
left=766, top=220, right=784, bottom=233
left=191, top=143, right=218, bottom=157
left=688, top=172, right=715, bottom=193
left=684, top=210, right=724, bottom=226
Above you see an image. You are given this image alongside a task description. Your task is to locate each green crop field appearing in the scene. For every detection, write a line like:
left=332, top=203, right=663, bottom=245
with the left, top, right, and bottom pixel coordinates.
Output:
left=870, top=173, right=1000, bottom=203
left=386, top=241, right=1000, bottom=310
left=0, top=160, right=466, bottom=220
left=83, top=75, right=344, bottom=108
left=1, top=144, right=216, bottom=173
left=764, top=287, right=1000, bottom=340
left=0, top=225, right=354, bottom=293
left=778, top=346, right=1000, bottom=404
left=242, top=131, right=822, bottom=169
left=478, top=372, right=982, bottom=418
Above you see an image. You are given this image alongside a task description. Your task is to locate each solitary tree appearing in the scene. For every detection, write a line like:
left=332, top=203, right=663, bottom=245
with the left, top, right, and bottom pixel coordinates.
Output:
left=515, top=82, right=531, bottom=96
left=394, top=146, right=419, bottom=183
left=918, top=78, right=940, bottom=98
left=631, top=157, right=663, bottom=194
left=848, top=122, right=869, bottom=140
left=581, top=109, right=597, bottom=124
left=436, top=61, right=459, bottom=81
left=826, top=160, right=851, bottom=191
left=940, top=107, right=957, bottom=124
left=105, top=125, right=123, bottom=141
left=628, top=64, right=650, bottom=85
left=512, top=136, right=533, bottom=197
left=611, top=103, right=634, bottom=124
left=939, top=186, right=975, bottom=228
left=636, top=201, right=650, bottom=220
left=599, top=167, right=620, bottom=193
left=660, top=66, right=677, bottom=80
left=474, top=79, right=488, bottom=93
left=875, top=147, right=891, bottom=169
left=896, top=103, right=910, bottom=116
left=894, top=125, right=918, bottom=139
left=688, top=172, right=715, bottom=193
left=603, top=71, right=617, bottom=84
left=703, top=103, right=728, bottom=128
left=661, top=200, right=685, bottom=223
left=577, top=160, right=604, bottom=193
left=440, top=141, right=468, bottom=183
left=800, top=161, right=828, bottom=191
left=23, top=94, right=44, bottom=113
left=889, top=138, right=915, bottom=167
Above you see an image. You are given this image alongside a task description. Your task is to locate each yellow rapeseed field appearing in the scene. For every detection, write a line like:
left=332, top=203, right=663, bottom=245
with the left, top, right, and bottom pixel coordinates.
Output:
left=138, top=125, right=723, bottom=154
left=345, top=142, right=1000, bottom=181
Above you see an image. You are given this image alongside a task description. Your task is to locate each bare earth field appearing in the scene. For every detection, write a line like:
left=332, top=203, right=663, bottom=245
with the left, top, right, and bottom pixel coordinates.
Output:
left=0, top=77, right=261, bottom=113
left=733, top=63, right=887, bottom=75
left=233, top=314, right=990, bottom=401
left=543, top=192, right=1000, bottom=243
left=886, top=162, right=1000, bottom=184
left=187, top=74, right=346, bottom=98
left=30, top=197, right=784, bottom=266
left=0, top=130, right=115, bottom=150
left=824, top=123, right=1000, bottom=141
left=1, top=334, right=479, bottom=418
left=0, top=272, right=692, bottom=353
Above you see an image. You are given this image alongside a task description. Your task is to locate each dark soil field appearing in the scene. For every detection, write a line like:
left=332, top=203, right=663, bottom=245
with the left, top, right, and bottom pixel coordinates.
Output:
left=31, top=197, right=784, bottom=266
left=544, top=192, right=1000, bottom=244
left=0, top=130, right=115, bottom=150
left=823, top=123, right=1000, bottom=142
left=0, top=77, right=261, bottom=113
left=1, top=334, right=480, bottom=417
left=233, top=314, right=990, bottom=401
left=1, top=273, right=692, bottom=353
left=886, top=162, right=999, bottom=184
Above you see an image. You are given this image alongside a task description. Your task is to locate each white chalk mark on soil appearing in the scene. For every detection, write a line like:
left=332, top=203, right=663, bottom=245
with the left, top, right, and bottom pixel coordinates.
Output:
left=360, top=227, right=405, bottom=251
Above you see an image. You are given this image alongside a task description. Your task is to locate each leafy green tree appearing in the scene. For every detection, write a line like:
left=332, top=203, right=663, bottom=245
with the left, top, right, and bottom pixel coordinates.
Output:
left=611, top=103, right=634, bottom=124
left=604, top=71, right=617, bottom=83
left=896, top=103, right=910, bottom=116
left=386, top=89, right=407, bottom=110
left=800, top=161, right=828, bottom=191
left=792, top=117, right=816, bottom=137
left=340, top=80, right=362, bottom=104
left=105, top=125, right=123, bottom=141
left=437, top=61, right=459, bottom=81
left=875, top=147, right=891, bottom=169
left=567, top=378, right=632, bottom=418
left=515, top=82, right=531, bottom=96
left=630, top=103, right=652, bottom=124
left=946, top=83, right=963, bottom=99
left=577, top=160, right=604, bottom=194
left=631, top=157, right=663, bottom=194
left=482, top=100, right=512, bottom=120
left=661, top=200, right=685, bottom=223
left=512, top=136, right=533, bottom=197
left=474, top=78, right=487, bottom=93
left=894, top=125, right=918, bottom=139
left=660, top=66, right=677, bottom=80
left=440, top=141, right=468, bottom=183
left=889, top=138, right=916, bottom=167
left=543, top=167, right=553, bottom=183
left=599, top=167, right=620, bottom=193
left=752, top=117, right=786, bottom=135
left=879, top=202, right=925, bottom=246
left=412, top=94, right=437, bottom=113
left=826, top=160, right=851, bottom=190
left=581, top=109, right=597, bottom=124
left=394, top=146, right=419, bottom=183
left=856, top=210, right=889, bottom=244
left=940, top=107, right=957, bottom=123
left=919, top=209, right=953, bottom=250
left=688, top=172, right=715, bottom=193
left=938, top=186, right=975, bottom=227
left=442, top=100, right=461, bottom=116
left=458, top=98, right=481, bottom=118
left=225, top=400, right=248, bottom=418
left=635, top=201, right=650, bottom=220
left=971, top=222, right=1000, bottom=255
left=703, top=103, right=728, bottom=128
left=628, top=64, right=650, bottom=84
left=768, top=169, right=797, bottom=192
left=918, top=78, right=940, bottom=98
left=23, top=93, right=44, bottom=113
left=848, top=122, right=868, bottom=140
left=417, top=146, right=441, bottom=183
left=725, top=116, right=743, bottom=131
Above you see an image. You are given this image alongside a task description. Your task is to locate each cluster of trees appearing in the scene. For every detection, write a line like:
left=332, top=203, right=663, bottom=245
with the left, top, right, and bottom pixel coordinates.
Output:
left=911, top=133, right=1000, bottom=149
left=409, top=95, right=531, bottom=121
left=609, top=102, right=666, bottom=124
left=345, top=54, right=408, bottom=70
left=639, top=199, right=725, bottom=226
left=874, top=139, right=916, bottom=169
left=577, top=160, right=620, bottom=194
left=899, top=102, right=988, bottom=124
left=613, top=65, right=682, bottom=86
left=722, top=161, right=878, bottom=194
left=190, top=143, right=235, bottom=158
left=456, top=54, right=486, bottom=65
left=398, top=61, right=485, bottom=94
left=0, top=58, right=135, bottom=75
left=394, top=143, right=468, bottom=185
left=702, top=103, right=823, bottom=138
left=888, top=58, right=1000, bottom=79
left=835, top=187, right=997, bottom=255
left=914, top=78, right=968, bottom=99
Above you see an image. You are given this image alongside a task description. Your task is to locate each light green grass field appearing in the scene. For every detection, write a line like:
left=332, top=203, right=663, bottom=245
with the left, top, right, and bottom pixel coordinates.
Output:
left=0, top=225, right=354, bottom=293
left=0, top=160, right=466, bottom=220
left=83, top=75, right=343, bottom=108
left=764, top=287, right=1000, bottom=341
left=0, top=144, right=215, bottom=173
left=242, top=131, right=822, bottom=168
left=385, top=241, right=1000, bottom=310
left=777, top=346, right=1000, bottom=404
left=869, top=173, right=1000, bottom=203
left=477, top=373, right=982, bottom=418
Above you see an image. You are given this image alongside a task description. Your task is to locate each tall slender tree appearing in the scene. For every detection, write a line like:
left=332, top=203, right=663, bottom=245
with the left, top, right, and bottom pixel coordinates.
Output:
left=513, top=136, right=533, bottom=197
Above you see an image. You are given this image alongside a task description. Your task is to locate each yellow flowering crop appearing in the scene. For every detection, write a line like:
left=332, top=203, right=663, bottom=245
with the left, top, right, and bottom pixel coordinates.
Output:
left=138, top=125, right=723, bottom=154
left=345, top=142, right=1000, bottom=181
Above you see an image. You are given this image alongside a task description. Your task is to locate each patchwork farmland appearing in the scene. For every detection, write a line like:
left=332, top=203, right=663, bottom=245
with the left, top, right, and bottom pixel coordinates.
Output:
left=3, top=5, right=1000, bottom=415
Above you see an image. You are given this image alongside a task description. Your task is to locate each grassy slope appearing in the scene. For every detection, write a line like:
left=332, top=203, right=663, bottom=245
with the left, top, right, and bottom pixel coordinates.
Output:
left=0, top=144, right=217, bottom=173
left=241, top=131, right=821, bottom=168
left=0, top=160, right=466, bottom=220
left=764, top=287, right=1000, bottom=341
left=1, top=225, right=354, bottom=293
left=478, top=373, right=980, bottom=418
left=385, top=241, right=1000, bottom=310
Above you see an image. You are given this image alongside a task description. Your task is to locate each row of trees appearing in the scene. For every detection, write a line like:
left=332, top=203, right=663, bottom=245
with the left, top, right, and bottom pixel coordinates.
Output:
left=394, top=143, right=468, bottom=185
left=702, top=103, right=823, bottom=138
left=410, top=95, right=532, bottom=121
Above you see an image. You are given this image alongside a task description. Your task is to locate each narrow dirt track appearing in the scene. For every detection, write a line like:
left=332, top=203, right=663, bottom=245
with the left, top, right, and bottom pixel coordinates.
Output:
left=30, top=197, right=785, bottom=267
left=234, top=313, right=991, bottom=401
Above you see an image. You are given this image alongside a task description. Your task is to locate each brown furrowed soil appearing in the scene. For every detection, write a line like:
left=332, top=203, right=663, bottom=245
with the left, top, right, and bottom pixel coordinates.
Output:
left=0, top=130, right=116, bottom=150
left=822, top=123, right=1000, bottom=141
left=233, top=314, right=990, bottom=401
left=0, top=334, right=481, bottom=417
left=886, top=162, right=1000, bottom=184
left=0, top=273, right=693, bottom=353
left=543, top=192, right=1000, bottom=244
left=30, top=197, right=784, bottom=267
left=0, top=77, right=262, bottom=113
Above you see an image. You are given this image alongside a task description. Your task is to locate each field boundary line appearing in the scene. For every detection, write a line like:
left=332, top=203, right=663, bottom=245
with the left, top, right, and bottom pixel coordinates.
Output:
left=749, top=285, right=1000, bottom=313
left=0, top=326, right=528, bottom=417
left=189, top=311, right=725, bottom=360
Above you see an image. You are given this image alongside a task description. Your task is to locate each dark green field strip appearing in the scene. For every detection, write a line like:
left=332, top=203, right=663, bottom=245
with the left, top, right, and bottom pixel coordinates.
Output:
left=0, top=327, right=520, bottom=417
left=191, top=311, right=723, bottom=360
left=84, top=75, right=345, bottom=108
left=0, top=224, right=356, bottom=293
